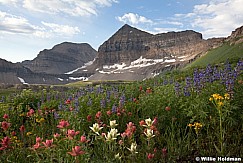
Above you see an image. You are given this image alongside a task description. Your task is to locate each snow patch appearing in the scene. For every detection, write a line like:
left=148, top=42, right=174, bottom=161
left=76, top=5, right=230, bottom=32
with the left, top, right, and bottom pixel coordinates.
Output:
left=82, top=70, right=88, bottom=71
left=103, top=63, right=126, bottom=70
left=165, top=65, right=171, bottom=67
left=69, top=77, right=87, bottom=80
left=178, top=56, right=187, bottom=59
left=99, top=71, right=111, bottom=74
left=65, top=59, right=95, bottom=74
left=165, top=59, right=176, bottom=63
left=58, top=78, right=64, bottom=81
left=18, top=77, right=28, bottom=84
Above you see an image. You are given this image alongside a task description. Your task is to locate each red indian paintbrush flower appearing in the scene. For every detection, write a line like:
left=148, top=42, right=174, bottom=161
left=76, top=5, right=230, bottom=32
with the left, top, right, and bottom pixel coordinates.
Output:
left=1, top=121, right=11, bottom=131
left=147, top=153, right=155, bottom=160
left=67, top=146, right=85, bottom=156
left=0, top=136, right=11, bottom=150
left=27, top=109, right=35, bottom=117
left=19, top=125, right=25, bottom=133
left=42, top=139, right=54, bottom=148
left=80, top=135, right=89, bottom=143
left=87, top=115, right=92, bottom=122
left=95, top=111, right=102, bottom=119
left=3, top=114, right=9, bottom=119
left=57, top=119, right=70, bottom=129
left=67, top=129, right=80, bottom=140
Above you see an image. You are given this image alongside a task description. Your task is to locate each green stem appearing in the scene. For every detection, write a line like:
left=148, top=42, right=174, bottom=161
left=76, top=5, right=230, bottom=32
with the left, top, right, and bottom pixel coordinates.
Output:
left=219, top=111, right=224, bottom=155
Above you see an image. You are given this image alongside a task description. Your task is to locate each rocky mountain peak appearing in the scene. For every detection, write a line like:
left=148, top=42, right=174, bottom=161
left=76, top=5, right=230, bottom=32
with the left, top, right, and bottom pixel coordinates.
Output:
left=22, top=42, right=97, bottom=74
left=226, top=25, right=243, bottom=44
left=104, top=24, right=152, bottom=43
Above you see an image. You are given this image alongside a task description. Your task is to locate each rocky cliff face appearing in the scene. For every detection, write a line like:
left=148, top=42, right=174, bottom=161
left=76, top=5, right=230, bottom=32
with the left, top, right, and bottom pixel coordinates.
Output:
left=226, top=25, right=243, bottom=44
left=87, top=24, right=222, bottom=80
left=0, top=58, right=93, bottom=85
left=2, top=24, right=243, bottom=84
left=94, top=24, right=213, bottom=68
left=22, top=42, right=97, bottom=74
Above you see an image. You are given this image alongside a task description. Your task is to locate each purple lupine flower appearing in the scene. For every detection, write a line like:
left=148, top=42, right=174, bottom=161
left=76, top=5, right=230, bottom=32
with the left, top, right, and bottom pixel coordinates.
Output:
left=193, top=69, right=201, bottom=93
left=163, top=79, right=168, bottom=85
left=87, top=97, right=92, bottom=106
left=106, top=90, right=111, bottom=100
left=54, top=112, right=60, bottom=119
left=112, top=104, right=117, bottom=113
left=0, top=96, right=5, bottom=102
left=174, top=82, right=181, bottom=96
left=169, top=78, right=174, bottom=84
left=119, top=94, right=125, bottom=108
left=183, top=86, right=191, bottom=96
left=100, top=98, right=106, bottom=108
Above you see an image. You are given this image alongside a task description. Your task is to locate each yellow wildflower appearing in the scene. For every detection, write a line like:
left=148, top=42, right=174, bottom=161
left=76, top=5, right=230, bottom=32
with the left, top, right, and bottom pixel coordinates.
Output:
left=19, top=113, right=25, bottom=117
left=26, top=132, right=32, bottom=136
left=187, top=124, right=193, bottom=128
left=36, top=118, right=45, bottom=123
left=12, top=136, right=18, bottom=140
left=218, top=102, right=224, bottom=107
left=224, top=93, right=230, bottom=100
left=194, top=122, right=203, bottom=129
left=39, top=118, right=45, bottom=123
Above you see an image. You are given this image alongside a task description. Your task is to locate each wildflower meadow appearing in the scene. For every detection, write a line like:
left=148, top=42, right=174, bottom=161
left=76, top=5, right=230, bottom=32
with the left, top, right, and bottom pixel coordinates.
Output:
left=0, top=60, right=243, bottom=162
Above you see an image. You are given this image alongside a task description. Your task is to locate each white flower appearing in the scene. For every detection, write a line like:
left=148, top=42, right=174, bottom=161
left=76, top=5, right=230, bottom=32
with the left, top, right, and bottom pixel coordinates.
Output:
left=109, top=120, right=118, bottom=128
left=89, top=123, right=103, bottom=135
left=144, top=128, right=155, bottom=139
left=142, top=118, right=153, bottom=128
left=115, top=153, right=122, bottom=160
left=127, top=142, right=138, bottom=154
left=105, top=128, right=120, bottom=142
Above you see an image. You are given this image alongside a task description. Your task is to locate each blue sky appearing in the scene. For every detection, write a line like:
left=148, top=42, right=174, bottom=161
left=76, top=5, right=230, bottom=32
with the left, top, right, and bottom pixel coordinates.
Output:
left=0, top=0, right=243, bottom=63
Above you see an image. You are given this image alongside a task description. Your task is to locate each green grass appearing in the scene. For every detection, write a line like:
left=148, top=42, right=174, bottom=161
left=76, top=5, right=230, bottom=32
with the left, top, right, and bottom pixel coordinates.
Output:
left=0, top=88, right=19, bottom=96
left=184, top=42, right=243, bottom=69
left=65, top=80, right=133, bottom=87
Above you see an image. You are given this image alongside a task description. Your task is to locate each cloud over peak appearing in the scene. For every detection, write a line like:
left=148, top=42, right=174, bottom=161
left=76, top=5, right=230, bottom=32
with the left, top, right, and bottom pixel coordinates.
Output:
left=117, top=13, right=153, bottom=25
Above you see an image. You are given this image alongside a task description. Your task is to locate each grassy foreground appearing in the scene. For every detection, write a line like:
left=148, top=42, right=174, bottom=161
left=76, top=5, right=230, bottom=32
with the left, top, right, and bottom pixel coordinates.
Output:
left=0, top=59, right=243, bottom=162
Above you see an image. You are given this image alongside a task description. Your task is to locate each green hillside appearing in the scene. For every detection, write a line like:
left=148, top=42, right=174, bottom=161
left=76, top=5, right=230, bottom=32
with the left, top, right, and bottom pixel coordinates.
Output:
left=185, top=42, right=243, bottom=69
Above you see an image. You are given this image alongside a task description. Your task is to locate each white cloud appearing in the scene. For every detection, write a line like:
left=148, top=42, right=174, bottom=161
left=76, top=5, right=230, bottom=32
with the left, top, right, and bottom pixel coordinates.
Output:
left=175, top=0, right=243, bottom=38
left=153, top=27, right=180, bottom=34
left=0, top=0, right=18, bottom=5
left=0, top=11, right=80, bottom=38
left=22, top=0, right=118, bottom=17
left=41, top=21, right=80, bottom=36
left=117, top=13, right=153, bottom=25
left=0, top=11, right=37, bottom=34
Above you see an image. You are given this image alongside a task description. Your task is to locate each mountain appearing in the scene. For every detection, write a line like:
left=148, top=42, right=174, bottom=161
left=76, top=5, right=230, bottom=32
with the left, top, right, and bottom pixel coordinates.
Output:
left=22, top=42, right=97, bottom=74
left=0, top=58, right=94, bottom=85
left=0, top=42, right=97, bottom=85
left=1, top=24, right=243, bottom=85
left=185, top=26, right=243, bottom=69
left=76, top=24, right=224, bottom=80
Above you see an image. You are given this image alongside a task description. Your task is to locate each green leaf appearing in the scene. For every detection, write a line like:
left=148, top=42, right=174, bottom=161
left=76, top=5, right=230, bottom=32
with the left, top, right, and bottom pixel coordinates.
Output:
left=214, top=143, right=221, bottom=154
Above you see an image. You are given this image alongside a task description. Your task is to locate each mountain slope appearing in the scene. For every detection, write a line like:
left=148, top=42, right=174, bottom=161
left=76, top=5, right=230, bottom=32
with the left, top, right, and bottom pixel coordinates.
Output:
left=22, top=42, right=97, bottom=74
left=184, top=25, right=243, bottom=69
left=78, top=24, right=222, bottom=80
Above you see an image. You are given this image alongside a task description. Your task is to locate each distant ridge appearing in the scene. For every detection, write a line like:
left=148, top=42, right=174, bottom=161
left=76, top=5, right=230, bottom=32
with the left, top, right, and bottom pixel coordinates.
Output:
left=1, top=24, right=243, bottom=84
left=22, top=42, right=97, bottom=74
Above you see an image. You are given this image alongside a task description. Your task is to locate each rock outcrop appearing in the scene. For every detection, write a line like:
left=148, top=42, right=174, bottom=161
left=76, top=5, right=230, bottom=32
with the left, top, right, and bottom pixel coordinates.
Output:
left=86, top=24, right=223, bottom=80
left=2, top=24, right=243, bottom=84
left=0, top=58, right=93, bottom=85
left=22, top=42, right=97, bottom=74
left=226, top=25, right=243, bottom=44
